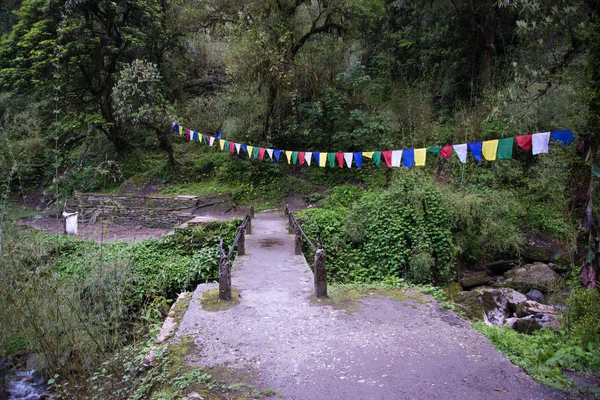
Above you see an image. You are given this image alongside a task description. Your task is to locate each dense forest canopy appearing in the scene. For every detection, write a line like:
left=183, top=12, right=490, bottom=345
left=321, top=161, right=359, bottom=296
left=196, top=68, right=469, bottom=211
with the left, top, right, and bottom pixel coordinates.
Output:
left=0, top=0, right=598, bottom=270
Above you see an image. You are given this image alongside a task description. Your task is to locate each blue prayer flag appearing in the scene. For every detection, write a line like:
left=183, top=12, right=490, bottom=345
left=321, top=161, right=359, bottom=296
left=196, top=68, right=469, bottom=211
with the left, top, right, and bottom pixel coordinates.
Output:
left=403, top=149, right=414, bottom=167
left=552, top=130, right=575, bottom=146
left=468, top=142, right=483, bottom=162
left=274, top=150, right=281, bottom=162
left=313, top=152, right=320, bottom=165
left=241, top=144, right=248, bottom=154
left=354, top=152, right=363, bottom=168
left=216, top=130, right=222, bottom=139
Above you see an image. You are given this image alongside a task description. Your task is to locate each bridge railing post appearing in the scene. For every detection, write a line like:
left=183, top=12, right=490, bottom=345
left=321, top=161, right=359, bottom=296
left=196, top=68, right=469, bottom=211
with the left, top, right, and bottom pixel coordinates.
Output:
left=250, top=206, right=255, bottom=218
left=237, top=225, right=245, bottom=256
left=245, top=212, right=252, bottom=235
left=314, top=246, right=327, bottom=298
left=219, top=252, right=231, bottom=301
left=294, top=227, right=302, bottom=255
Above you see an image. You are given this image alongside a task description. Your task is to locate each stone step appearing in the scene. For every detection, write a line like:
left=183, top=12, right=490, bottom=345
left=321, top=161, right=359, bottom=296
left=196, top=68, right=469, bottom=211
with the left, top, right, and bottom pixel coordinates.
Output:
left=177, top=216, right=218, bottom=229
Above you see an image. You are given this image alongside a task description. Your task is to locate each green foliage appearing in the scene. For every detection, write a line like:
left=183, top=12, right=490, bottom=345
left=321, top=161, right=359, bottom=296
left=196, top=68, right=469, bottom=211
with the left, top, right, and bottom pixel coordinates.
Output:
left=0, top=218, right=239, bottom=385
left=475, top=323, right=600, bottom=390
left=299, top=178, right=455, bottom=284
left=442, top=184, right=523, bottom=263
left=566, top=288, right=600, bottom=345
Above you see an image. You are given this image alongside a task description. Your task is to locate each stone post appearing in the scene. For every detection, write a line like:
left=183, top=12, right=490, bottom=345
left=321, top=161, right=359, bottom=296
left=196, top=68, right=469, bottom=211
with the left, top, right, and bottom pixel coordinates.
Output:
left=284, top=204, right=289, bottom=216
left=314, top=246, right=327, bottom=298
left=295, top=227, right=302, bottom=255
left=219, top=255, right=231, bottom=300
left=245, top=213, right=252, bottom=235
left=237, top=226, right=245, bottom=256
left=288, top=214, right=294, bottom=234
left=250, top=205, right=255, bottom=218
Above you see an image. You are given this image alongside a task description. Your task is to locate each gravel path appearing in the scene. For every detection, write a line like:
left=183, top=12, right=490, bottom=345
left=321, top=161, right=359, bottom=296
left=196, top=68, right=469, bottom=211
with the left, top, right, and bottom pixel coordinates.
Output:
left=176, top=213, right=570, bottom=400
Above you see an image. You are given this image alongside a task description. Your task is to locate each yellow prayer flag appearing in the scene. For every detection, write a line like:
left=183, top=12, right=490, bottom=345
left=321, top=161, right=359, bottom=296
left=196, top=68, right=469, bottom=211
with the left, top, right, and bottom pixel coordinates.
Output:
left=247, top=146, right=254, bottom=157
left=179, top=126, right=183, bottom=136
left=482, top=140, right=498, bottom=161
left=219, top=140, right=225, bottom=151
left=285, top=151, right=293, bottom=164
left=363, top=152, right=374, bottom=159
left=414, top=148, right=427, bottom=166
left=319, top=152, right=327, bottom=167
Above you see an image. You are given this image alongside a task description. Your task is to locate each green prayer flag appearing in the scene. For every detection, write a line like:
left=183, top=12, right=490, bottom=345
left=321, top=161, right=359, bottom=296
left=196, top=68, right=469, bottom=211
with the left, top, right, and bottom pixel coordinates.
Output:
left=427, top=146, right=442, bottom=154
left=327, top=153, right=336, bottom=168
left=592, top=164, right=600, bottom=179
left=292, top=151, right=298, bottom=164
left=202, top=134, right=207, bottom=143
left=224, top=140, right=230, bottom=150
left=497, top=137, right=514, bottom=159
left=253, top=147, right=259, bottom=159
left=372, top=152, right=381, bottom=167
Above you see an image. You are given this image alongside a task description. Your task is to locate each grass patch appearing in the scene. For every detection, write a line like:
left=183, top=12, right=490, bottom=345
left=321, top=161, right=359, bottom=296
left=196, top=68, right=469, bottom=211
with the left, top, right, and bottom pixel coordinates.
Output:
left=312, top=283, right=425, bottom=313
left=159, top=181, right=237, bottom=196
left=200, top=288, right=241, bottom=311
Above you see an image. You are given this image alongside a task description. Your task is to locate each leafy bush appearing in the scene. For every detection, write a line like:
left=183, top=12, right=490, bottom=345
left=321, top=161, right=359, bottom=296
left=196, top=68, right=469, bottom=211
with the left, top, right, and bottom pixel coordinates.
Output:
left=299, top=178, right=455, bottom=284
left=0, top=219, right=239, bottom=383
left=566, top=288, right=600, bottom=345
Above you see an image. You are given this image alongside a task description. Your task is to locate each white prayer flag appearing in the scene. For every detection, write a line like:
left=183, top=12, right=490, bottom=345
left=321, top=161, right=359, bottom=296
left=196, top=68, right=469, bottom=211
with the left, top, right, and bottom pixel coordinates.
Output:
left=532, top=132, right=550, bottom=155
left=391, top=150, right=403, bottom=167
left=453, top=144, right=468, bottom=163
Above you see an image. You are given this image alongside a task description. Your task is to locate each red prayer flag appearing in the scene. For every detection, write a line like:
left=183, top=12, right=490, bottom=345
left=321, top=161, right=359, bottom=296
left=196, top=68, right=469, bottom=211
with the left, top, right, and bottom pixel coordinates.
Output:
left=440, top=145, right=452, bottom=159
left=229, top=142, right=235, bottom=153
left=382, top=151, right=392, bottom=168
left=298, top=152, right=305, bottom=165
left=185, top=128, right=191, bottom=140
left=516, top=135, right=532, bottom=151
left=206, top=135, right=211, bottom=143
left=259, top=147, right=266, bottom=160
left=336, top=152, right=344, bottom=168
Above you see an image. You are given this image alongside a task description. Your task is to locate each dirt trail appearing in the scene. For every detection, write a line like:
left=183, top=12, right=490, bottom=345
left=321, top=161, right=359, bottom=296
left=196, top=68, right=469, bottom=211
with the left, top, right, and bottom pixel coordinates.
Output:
left=176, top=213, right=570, bottom=400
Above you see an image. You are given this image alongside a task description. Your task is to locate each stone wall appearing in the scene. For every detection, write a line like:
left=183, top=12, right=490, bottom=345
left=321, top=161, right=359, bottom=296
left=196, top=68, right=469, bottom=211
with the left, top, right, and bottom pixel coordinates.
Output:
left=69, top=192, right=234, bottom=228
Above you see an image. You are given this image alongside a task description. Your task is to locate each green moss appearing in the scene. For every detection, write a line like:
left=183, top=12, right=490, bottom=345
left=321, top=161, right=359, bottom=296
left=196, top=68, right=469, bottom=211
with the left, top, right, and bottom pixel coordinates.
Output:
left=200, top=288, right=240, bottom=311
left=312, top=283, right=425, bottom=313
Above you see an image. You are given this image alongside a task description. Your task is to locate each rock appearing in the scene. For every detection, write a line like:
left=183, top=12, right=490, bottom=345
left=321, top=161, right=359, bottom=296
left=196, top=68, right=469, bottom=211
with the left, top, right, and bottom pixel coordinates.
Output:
left=514, top=314, right=560, bottom=334
left=483, top=259, right=519, bottom=275
left=453, top=288, right=527, bottom=326
left=516, top=300, right=558, bottom=318
left=526, top=289, right=546, bottom=304
left=461, top=271, right=491, bottom=290
left=504, top=318, right=519, bottom=329
left=522, top=230, right=570, bottom=263
left=495, top=262, right=557, bottom=293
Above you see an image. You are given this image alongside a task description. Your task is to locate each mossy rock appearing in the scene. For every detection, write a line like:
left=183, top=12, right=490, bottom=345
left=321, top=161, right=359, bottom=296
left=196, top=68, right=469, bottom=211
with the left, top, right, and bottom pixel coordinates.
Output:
left=495, top=263, right=557, bottom=293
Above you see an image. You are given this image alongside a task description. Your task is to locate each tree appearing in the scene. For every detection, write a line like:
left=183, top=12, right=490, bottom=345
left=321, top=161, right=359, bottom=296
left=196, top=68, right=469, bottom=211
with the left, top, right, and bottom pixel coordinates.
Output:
left=0, top=0, right=175, bottom=154
left=113, top=59, right=176, bottom=165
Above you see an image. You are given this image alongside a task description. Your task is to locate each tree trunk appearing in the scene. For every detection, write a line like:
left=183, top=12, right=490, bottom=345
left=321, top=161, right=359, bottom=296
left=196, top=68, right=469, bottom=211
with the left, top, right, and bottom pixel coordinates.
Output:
left=262, top=84, right=278, bottom=141
left=156, top=127, right=176, bottom=165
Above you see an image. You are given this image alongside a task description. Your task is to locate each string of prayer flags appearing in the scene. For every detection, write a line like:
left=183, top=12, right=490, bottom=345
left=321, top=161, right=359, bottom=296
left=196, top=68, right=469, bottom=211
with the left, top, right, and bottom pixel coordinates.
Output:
left=171, top=121, right=576, bottom=170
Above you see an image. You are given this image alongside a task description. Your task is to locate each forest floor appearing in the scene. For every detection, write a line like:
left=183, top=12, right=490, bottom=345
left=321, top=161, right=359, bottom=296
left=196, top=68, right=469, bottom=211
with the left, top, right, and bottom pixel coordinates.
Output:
left=173, top=213, right=575, bottom=400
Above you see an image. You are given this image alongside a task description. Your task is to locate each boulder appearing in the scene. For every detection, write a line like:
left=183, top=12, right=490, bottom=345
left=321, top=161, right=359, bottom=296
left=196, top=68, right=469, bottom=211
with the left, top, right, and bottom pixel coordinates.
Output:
left=483, top=259, right=519, bottom=275
left=495, top=262, right=557, bottom=293
left=526, top=289, right=546, bottom=304
left=514, top=314, right=561, bottom=334
left=461, top=271, right=491, bottom=290
left=515, top=300, right=558, bottom=318
left=453, top=288, right=527, bottom=326
left=522, top=230, right=569, bottom=263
